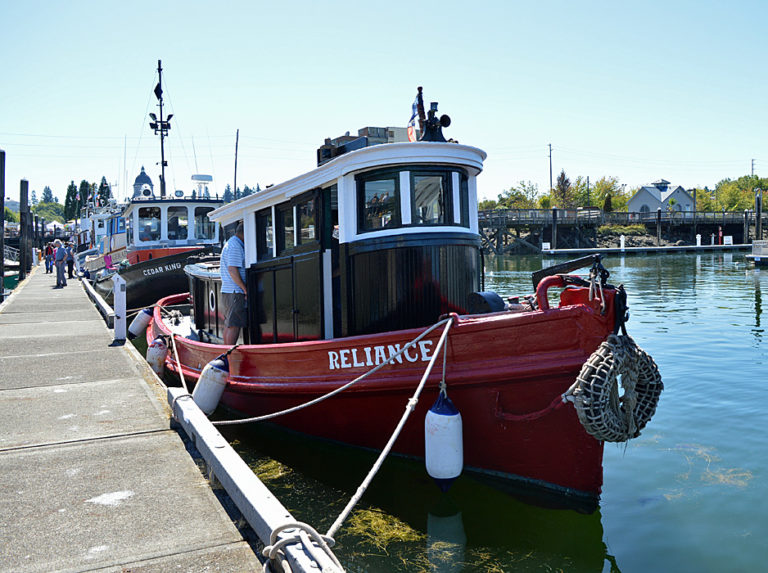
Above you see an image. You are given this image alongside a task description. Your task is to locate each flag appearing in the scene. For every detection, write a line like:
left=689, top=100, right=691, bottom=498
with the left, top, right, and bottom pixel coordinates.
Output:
left=407, top=95, right=419, bottom=142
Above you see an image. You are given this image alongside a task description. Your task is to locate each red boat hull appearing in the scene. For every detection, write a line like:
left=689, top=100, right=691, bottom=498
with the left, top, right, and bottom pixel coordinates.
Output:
left=150, top=285, right=615, bottom=500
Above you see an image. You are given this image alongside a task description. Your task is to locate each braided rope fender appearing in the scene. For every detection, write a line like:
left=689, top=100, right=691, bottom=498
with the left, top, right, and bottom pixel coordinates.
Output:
left=572, top=334, right=663, bottom=442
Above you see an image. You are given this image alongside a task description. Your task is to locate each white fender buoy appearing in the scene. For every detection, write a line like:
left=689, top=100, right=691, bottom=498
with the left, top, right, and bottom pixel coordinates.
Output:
left=128, top=308, right=153, bottom=340
left=192, top=355, right=229, bottom=415
left=425, top=392, right=463, bottom=491
left=146, top=336, right=168, bottom=377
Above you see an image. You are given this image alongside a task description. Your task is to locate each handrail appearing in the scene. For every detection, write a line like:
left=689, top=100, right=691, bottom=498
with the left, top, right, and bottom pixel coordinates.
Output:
left=478, top=209, right=768, bottom=227
left=3, top=245, right=20, bottom=262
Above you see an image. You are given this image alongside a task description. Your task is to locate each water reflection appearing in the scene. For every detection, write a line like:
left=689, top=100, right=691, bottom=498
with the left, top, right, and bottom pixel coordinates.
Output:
left=221, top=421, right=618, bottom=572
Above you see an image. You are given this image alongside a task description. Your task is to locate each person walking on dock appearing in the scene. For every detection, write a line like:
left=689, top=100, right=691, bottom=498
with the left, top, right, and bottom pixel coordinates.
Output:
left=220, top=221, right=247, bottom=345
left=53, top=240, right=67, bottom=287
left=44, top=242, right=54, bottom=273
left=66, top=242, right=75, bottom=279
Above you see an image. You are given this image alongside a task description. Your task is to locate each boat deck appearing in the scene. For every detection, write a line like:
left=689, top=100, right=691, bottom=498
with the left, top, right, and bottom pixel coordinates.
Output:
left=0, top=265, right=262, bottom=572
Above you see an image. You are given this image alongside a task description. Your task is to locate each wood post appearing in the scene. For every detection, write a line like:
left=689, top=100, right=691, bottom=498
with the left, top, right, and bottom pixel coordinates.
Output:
left=19, top=180, right=29, bottom=280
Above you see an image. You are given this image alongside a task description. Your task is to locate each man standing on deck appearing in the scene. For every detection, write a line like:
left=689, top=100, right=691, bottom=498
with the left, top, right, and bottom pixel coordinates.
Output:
left=53, top=239, right=67, bottom=288
left=220, top=221, right=247, bottom=345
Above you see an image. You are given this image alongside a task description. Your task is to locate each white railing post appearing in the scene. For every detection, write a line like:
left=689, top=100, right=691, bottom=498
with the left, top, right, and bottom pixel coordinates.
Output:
left=111, top=273, right=127, bottom=342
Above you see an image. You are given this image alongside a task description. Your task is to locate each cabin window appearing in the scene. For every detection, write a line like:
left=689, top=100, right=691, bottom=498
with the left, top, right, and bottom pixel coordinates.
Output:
left=411, top=172, right=448, bottom=225
left=277, top=205, right=294, bottom=254
left=167, top=206, right=188, bottom=240
left=358, top=174, right=399, bottom=232
left=459, top=173, right=470, bottom=227
left=256, top=209, right=274, bottom=260
left=195, top=207, right=216, bottom=239
left=126, top=216, right=134, bottom=244
left=298, top=198, right=316, bottom=244
left=138, top=207, right=161, bottom=241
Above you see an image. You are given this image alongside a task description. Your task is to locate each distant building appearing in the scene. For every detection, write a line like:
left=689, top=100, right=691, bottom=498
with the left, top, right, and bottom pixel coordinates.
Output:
left=627, top=179, right=694, bottom=214
left=317, top=126, right=414, bottom=166
left=132, top=166, right=155, bottom=198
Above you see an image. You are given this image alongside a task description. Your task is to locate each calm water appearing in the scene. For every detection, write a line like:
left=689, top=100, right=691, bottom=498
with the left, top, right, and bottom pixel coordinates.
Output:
left=217, top=253, right=767, bottom=572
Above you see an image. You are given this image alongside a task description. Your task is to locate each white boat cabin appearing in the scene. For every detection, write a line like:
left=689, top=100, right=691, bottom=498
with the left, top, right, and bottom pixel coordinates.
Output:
left=124, top=193, right=221, bottom=249
left=204, top=141, right=486, bottom=343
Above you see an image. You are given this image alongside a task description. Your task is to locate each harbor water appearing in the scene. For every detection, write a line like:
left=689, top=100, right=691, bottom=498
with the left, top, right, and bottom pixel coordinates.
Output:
left=213, top=252, right=766, bottom=572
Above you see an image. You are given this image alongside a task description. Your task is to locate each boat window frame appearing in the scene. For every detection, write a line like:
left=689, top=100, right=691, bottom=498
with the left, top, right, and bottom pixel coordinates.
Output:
left=167, top=205, right=189, bottom=240
left=138, top=206, right=162, bottom=242
left=297, top=195, right=318, bottom=246
left=356, top=168, right=402, bottom=234
left=194, top=206, right=216, bottom=240
left=459, top=171, right=470, bottom=227
left=276, top=203, right=295, bottom=255
left=255, top=207, right=274, bottom=261
left=409, top=169, right=451, bottom=226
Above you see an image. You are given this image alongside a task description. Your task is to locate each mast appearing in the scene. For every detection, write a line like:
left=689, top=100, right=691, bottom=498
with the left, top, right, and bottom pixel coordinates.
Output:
left=148, top=60, right=172, bottom=197
left=233, top=129, right=239, bottom=200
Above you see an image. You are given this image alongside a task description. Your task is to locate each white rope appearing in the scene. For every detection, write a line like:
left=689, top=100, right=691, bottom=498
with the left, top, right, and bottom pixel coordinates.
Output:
left=325, top=317, right=454, bottom=540
left=213, top=317, right=452, bottom=427
left=261, top=522, right=343, bottom=573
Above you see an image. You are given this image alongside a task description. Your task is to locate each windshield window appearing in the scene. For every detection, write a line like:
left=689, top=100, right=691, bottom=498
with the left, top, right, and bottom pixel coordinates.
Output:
left=167, top=206, right=188, bottom=240
left=194, top=207, right=215, bottom=239
left=138, top=207, right=161, bottom=241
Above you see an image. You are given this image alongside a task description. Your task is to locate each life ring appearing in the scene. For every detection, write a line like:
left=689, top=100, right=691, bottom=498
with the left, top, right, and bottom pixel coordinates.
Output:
left=571, top=334, right=663, bottom=442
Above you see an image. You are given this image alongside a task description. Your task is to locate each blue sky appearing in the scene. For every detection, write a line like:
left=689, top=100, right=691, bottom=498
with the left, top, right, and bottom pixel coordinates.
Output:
left=2, top=0, right=767, bottom=204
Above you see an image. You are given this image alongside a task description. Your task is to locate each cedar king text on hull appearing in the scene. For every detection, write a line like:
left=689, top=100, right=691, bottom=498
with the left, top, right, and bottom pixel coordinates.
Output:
left=142, top=262, right=182, bottom=276
left=328, top=340, right=434, bottom=370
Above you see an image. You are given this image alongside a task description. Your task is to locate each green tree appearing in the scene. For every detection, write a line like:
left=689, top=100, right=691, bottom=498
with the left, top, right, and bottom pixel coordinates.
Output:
left=223, top=184, right=233, bottom=203
left=78, top=180, right=92, bottom=215
left=538, top=195, right=551, bottom=209
left=4, top=206, right=18, bottom=222
left=552, top=170, right=574, bottom=208
left=42, top=186, right=55, bottom=203
left=692, top=187, right=715, bottom=211
left=497, top=180, right=538, bottom=209
left=713, top=175, right=768, bottom=211
left=478, top=198, right=498, bottom=210
left=31, top=190, right=38, bottom=206
left=97, top=177, right=111, bottom=206
left=32, top=201, right=65, bottom=223
left=64, top=181, right=78, bottom=220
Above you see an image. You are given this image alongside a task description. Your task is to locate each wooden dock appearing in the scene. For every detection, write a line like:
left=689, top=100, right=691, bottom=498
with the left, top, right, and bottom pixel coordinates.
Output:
left=541, top=243, right=752, bottom=257
left=0, top=265, right=264, bottom=572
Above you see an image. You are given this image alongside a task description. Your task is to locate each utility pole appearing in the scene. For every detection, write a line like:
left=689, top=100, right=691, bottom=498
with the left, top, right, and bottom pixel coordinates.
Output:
left=548, top=144, right=553, bottom=192
left=233, top=129, right=239, bottom=201
left=752, top=158, right=755, bottom=177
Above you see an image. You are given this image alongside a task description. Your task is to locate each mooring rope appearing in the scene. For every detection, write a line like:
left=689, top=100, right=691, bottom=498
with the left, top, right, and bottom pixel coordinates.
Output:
left=324, top=317, right=454, bottom=540
left=212, top=317, right=453, bottom=427
left=261, top=522, right=344, bottom=573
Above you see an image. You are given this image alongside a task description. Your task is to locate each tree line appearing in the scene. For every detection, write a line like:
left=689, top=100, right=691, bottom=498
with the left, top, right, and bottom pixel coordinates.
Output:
left=479, top=171, right=768, bottom=213
left=22, top=176, right=113, bottom=224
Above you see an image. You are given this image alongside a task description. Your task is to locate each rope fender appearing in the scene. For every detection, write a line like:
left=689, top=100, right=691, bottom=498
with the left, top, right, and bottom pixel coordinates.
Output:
left=571, top=334, right=663, bottom=442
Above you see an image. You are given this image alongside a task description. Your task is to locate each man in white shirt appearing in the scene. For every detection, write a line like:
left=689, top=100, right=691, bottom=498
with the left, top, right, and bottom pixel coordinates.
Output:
left=220, top=222, right=247, bottom=345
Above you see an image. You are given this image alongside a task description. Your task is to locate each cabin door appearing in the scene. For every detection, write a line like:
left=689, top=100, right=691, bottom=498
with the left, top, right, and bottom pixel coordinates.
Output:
left=248, top=251, right=323, bottom=343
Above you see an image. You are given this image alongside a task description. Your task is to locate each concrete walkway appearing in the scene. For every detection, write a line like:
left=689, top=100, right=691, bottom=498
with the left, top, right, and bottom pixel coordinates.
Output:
left=0, top=265, right=262, bottom=572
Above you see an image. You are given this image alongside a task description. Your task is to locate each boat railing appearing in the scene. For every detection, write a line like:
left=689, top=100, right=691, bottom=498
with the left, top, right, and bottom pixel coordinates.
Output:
left=4, top=245, right=20, bottom=262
